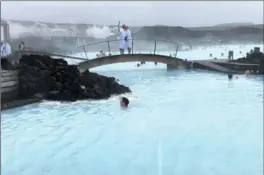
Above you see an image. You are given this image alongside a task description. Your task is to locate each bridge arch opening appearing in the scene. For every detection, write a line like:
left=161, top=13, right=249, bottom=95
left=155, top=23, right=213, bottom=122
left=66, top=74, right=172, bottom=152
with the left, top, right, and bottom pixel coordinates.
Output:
left=78, top=54, right=188, bottom=71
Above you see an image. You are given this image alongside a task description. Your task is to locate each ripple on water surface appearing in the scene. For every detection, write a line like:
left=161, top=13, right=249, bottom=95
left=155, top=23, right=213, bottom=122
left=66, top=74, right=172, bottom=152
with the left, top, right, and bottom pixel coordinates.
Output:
left=1, top=69, right=263, bottom=175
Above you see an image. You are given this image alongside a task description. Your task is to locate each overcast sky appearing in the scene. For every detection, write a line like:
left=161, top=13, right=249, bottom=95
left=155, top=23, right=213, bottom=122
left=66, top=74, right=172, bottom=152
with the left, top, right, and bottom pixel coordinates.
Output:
left=1, top=1, right=263, bottom=27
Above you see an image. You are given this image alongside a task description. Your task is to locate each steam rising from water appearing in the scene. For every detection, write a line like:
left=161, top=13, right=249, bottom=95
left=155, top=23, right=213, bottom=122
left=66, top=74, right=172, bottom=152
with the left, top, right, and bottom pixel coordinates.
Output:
left=7, top=21, right=116, bottom=39
left=86, top=26, right=116, bottom=39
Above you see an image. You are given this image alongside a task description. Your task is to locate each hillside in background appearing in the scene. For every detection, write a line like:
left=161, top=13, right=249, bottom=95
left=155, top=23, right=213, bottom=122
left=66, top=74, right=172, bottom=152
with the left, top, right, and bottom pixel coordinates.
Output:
left=133, top=25, right=263, bottom=40
left=214, top=22, right=255, bottom=27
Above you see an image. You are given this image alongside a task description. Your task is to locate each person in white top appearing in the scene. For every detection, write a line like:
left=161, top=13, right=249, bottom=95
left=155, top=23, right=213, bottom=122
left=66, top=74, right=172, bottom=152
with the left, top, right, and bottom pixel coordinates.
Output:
left=119, top=24, right=127, bottom=54
left=124, top=25, right=132, bottom=54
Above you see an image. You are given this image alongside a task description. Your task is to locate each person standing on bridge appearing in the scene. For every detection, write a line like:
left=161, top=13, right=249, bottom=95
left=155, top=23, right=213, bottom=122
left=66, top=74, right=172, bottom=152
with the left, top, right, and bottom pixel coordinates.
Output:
left=124, top=25, right=132, bottom=54
left=119, top=24, right=127, bottom=54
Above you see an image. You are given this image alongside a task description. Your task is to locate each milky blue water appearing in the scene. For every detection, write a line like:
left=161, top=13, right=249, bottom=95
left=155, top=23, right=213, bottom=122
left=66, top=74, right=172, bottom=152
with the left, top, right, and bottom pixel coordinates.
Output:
left=1, top=44, right=263, bottom=175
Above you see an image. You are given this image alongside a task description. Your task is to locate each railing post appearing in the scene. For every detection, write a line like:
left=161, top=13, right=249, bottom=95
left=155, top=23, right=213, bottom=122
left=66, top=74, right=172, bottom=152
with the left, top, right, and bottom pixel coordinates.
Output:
left=107, top=41, right=111, bottom=54
left=175, top=45, right=179, bottom=58
left=82, top=46, right=88, bottom=60
left=132, top=39, right=134, bottom=54
left=154, top=40, right=157, bottom=55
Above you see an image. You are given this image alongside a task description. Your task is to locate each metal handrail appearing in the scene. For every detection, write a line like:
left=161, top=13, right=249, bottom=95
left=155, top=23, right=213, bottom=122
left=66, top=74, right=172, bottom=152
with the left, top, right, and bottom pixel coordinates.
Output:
left=12, top=39, right=180, bottom=61
left=78, top=39, right=179, bottom=48
left=78, top=39, right=179, bottom=60
left=16, top=50, right=87, bottom=61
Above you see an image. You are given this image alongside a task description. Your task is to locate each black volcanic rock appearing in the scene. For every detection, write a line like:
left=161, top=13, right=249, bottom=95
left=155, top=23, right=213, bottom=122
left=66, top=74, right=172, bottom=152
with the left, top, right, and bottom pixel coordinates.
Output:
left=1, top=58, right=13, bottom=70
left=80, top=70, right=131, bottom=99
left=18, top=54, right=131, bottom=102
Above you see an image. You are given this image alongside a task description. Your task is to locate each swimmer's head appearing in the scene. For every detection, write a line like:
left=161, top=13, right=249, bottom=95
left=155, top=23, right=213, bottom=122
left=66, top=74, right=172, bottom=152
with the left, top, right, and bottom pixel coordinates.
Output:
left=120, top=97, right=129, bottom=108
left=228, top=73, right=233, bottom=80
left=245, top=70, right=250, bottom=76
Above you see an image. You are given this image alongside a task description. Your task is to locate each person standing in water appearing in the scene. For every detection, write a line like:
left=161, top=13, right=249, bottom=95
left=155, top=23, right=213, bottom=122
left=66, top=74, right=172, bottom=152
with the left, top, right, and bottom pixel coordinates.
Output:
left=119, top=24, right=127, bottom=55
left=124, top=25, right=132, bottom=54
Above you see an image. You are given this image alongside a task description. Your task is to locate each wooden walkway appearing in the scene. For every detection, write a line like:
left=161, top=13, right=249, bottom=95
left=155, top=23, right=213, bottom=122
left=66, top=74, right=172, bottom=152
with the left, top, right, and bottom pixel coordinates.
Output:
left=193, top=59, right=243, bottom=73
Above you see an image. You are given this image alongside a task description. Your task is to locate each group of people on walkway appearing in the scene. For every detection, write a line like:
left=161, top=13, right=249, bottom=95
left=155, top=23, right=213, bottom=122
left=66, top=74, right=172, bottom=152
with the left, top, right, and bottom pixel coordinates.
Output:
left=119, top=24, right=132, bottom=55
left=1, top=41, right=25, bottom=58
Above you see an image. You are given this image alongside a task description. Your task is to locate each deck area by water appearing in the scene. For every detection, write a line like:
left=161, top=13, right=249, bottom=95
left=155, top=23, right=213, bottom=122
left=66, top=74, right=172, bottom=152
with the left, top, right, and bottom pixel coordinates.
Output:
left=192, top=59, right=258, bottom=74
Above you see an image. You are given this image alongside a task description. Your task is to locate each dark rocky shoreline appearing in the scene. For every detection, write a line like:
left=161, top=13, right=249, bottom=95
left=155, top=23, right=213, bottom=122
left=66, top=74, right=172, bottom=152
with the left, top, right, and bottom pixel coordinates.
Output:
left=18, top=54, right=131, bottom=102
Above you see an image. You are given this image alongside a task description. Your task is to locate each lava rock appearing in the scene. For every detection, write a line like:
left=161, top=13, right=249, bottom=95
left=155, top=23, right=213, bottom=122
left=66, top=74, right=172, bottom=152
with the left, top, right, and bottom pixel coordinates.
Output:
left=80, top=70, right=131, bottom=99
left=18, top=54, right=131, bottom=101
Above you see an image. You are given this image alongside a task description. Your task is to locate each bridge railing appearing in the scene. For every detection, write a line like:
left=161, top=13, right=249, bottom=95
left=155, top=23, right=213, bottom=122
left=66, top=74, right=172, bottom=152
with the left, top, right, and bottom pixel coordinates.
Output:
left=78, top=39, right=179, bottom=59
left=13, top=50, right=88, bottom=62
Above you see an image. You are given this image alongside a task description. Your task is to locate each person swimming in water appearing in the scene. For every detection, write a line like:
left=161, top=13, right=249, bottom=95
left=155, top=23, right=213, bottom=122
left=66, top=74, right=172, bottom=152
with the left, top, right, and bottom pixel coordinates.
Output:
left=228, top=73, right=233, bottom=80
left=120, top=97, right=129, bottom=108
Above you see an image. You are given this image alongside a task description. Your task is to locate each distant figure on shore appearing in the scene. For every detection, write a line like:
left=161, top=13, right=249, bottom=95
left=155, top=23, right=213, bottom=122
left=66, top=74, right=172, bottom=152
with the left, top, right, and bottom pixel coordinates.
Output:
left=19, top=41, right=25, bottom=51
left=119, top=24, right=127, bottom=54
left=124, top=25, right=132, bottom=54
left=120, top=97, right=129, bottom=108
